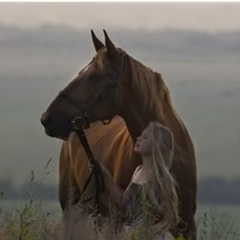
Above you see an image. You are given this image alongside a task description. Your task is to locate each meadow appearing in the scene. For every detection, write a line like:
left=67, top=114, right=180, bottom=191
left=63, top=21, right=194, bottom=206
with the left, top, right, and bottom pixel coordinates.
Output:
left=1, top=199, right=239, bottom=240
left=1, top=173, right=239, bottom=240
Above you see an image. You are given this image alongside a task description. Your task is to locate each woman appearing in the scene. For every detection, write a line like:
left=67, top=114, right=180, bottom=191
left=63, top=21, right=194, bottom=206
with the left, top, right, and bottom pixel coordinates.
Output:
left=90, top=121, right=179, bottom=239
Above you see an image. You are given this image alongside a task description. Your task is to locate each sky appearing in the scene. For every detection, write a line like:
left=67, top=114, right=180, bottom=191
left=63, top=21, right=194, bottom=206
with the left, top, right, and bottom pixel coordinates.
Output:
left=0, top=2, right=239, bottom=32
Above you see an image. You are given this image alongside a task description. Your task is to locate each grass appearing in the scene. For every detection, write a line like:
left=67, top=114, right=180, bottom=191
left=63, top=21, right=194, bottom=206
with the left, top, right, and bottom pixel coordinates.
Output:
left=1, top=195, right=239, bottom=240
left=0, top=163, right=239, bottom=240
left=196, top=209, right=240, bottom=240
left=0, top=165, right=61, bottom=240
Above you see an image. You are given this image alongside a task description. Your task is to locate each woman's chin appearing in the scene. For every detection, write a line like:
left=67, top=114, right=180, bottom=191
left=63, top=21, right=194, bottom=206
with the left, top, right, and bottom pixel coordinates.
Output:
left=134, top=146, right=140, bottom=153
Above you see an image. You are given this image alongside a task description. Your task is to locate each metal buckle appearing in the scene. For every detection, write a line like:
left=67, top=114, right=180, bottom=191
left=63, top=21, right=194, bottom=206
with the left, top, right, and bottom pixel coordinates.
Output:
left=71, top=117, right=84, bottom=130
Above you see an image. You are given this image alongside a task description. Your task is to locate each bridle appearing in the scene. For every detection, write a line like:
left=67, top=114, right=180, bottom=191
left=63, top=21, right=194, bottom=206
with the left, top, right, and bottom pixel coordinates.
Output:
left=58, top=69, right=119, bottom=130
left=57, top=57, right=123, bottom=209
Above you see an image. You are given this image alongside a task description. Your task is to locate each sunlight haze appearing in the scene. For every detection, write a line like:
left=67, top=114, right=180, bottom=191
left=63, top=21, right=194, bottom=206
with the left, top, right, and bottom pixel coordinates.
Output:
left=0, top=3, right=239, bottom=32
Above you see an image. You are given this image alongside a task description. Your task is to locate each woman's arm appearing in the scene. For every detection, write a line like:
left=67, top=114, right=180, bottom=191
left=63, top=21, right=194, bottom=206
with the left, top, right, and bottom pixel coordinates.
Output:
left=90, top=162, right=140, bottom=210
left=101, top=166, right=129, bottom=210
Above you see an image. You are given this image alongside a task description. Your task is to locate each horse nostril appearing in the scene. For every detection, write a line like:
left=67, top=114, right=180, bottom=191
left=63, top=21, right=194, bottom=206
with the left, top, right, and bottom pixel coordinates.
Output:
left=41, top=113, right=52, bottom=127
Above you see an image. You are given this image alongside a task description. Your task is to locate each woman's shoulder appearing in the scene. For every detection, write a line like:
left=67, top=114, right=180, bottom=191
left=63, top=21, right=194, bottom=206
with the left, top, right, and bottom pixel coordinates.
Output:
left=133, top=165, right=142, bottom=175
left=132, top=165, right=148, bottom=185
left=131, top=165, right=142, bottom=180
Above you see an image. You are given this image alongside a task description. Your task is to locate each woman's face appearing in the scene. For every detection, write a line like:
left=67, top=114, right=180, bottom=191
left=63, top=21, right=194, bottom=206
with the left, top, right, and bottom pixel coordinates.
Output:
left=134, top=126, right=152, bottom=155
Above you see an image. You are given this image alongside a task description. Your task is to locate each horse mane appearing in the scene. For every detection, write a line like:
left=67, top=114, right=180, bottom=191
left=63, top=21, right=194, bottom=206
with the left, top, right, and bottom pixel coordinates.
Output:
left=126, top=55, right=180, bottom=124
left=126, top=54, right=194, bottom=153
left=94, top=48, right=184, bottom=135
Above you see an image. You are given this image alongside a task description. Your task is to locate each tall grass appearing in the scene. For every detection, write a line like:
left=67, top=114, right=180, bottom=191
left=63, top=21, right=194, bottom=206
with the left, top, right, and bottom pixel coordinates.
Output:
left=0, top=162, right=62, bottom=240
left=197, top=209, right=240, bottom=240
left=0, top=162, right=239, bottom=240
left=1, top=194, right=239, bottom=240
left=1, top=198, right=239, bottom=240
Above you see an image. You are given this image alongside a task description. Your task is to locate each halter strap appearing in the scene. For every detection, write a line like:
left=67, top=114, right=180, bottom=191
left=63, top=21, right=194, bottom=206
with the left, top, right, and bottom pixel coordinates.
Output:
left=58, top=53, right=124, bottom=129
left=58, top=69, right=118, bottom=129
left=75, top=128, right=105, bottom=208
left=58, top=55, right=124, bottom=209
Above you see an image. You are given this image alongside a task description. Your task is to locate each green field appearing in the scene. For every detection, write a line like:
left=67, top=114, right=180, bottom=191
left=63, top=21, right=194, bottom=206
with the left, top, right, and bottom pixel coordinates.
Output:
left=1, top=198, right=239, bottom=240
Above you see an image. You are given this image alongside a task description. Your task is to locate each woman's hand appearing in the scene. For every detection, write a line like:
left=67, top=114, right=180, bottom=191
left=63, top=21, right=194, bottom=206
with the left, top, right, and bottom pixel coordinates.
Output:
left=88, top=162, right=94, bottom=172
left=88, top=160, right=105, bottom=174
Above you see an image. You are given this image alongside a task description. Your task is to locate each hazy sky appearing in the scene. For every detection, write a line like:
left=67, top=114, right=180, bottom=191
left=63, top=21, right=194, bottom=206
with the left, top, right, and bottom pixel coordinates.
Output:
left=0, top=2, right=239, bottom=187
left=0, top=3, right=239, bottom=32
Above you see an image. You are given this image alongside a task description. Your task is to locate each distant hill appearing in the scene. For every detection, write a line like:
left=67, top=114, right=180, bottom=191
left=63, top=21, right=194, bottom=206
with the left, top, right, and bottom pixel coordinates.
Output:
left=0, top=24, right=239, bottom=63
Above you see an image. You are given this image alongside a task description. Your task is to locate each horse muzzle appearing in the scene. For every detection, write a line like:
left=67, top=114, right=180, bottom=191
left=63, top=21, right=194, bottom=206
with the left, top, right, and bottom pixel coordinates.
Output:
left=40, top=111, right=74, bottom=140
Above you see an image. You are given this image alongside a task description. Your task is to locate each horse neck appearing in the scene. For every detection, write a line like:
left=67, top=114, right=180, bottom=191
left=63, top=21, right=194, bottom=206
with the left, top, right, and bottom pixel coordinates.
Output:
left=119, top=96, right=149, bottom=141
left=118, top=55, right=191, bottom=148
left=119, top=57, right=164, bottom=141
left=119, top=84, right=194, bottom=156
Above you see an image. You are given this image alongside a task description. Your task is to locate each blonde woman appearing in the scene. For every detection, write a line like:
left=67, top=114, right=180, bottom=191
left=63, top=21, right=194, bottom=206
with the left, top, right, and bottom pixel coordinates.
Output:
left=89, top=121, right=179, bottom=239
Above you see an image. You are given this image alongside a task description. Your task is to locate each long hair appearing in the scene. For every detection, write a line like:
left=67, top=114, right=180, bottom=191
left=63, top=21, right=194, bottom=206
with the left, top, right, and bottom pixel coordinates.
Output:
left=147, top=121, right=179, bottom=233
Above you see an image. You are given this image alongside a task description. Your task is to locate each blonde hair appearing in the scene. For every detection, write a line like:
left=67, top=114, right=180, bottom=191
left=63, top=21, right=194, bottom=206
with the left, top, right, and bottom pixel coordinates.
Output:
left=147, top=121, right=179, bottom=233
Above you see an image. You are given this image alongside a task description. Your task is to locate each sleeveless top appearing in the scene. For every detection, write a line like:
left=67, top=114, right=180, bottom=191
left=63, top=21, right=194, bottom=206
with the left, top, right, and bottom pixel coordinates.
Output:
left=124, top=183, right=174, bottom=240
left=125, top=182, right=157, bottom=226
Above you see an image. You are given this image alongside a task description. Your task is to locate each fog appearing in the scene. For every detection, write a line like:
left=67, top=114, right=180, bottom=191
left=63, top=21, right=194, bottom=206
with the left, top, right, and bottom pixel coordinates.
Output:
left=0, top=25, right=240, bottom=187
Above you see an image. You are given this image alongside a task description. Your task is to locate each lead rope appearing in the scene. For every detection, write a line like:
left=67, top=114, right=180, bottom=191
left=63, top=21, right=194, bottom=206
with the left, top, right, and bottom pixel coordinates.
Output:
left=75, top=128, right=105, bottom=211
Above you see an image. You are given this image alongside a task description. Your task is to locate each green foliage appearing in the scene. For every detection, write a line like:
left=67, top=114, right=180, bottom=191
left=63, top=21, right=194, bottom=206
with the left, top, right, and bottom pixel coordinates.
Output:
left=0, top=161, right=239, bottom=239
left=1, top=199, right=240, bottom=240
left=197, top=209, right=240, bottom=240
left=0, top=159, right=61, bottom=240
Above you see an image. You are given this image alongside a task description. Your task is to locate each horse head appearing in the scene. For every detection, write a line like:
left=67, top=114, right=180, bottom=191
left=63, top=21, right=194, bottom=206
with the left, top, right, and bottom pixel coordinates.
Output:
left=41, top=30, right=128, bottom=140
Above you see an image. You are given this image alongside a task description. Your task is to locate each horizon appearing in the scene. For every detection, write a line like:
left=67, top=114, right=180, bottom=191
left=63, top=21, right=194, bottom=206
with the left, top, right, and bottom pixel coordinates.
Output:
left=1, top=22, right=240, bottom=34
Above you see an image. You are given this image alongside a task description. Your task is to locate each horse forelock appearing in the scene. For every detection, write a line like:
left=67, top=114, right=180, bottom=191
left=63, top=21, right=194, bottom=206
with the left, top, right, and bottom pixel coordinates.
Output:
left=94, top=48, right=108, bottom=70
left=94, top=47, right=126, bottom=71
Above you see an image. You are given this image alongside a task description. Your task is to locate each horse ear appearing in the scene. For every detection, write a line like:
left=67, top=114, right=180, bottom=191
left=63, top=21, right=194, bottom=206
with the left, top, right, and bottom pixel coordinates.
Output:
left=91, top=30, right=104, bottom=52
left=103, top=30, right=118, bottom=59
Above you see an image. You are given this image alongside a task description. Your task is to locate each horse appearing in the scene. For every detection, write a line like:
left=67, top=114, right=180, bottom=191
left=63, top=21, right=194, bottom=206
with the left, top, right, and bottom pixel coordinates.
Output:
left=41, top=30, right=197, bottom=239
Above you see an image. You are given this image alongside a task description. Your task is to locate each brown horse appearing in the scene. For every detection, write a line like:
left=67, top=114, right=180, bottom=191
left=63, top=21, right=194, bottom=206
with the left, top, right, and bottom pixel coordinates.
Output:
left=41, top=30, right=197, bottom=239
